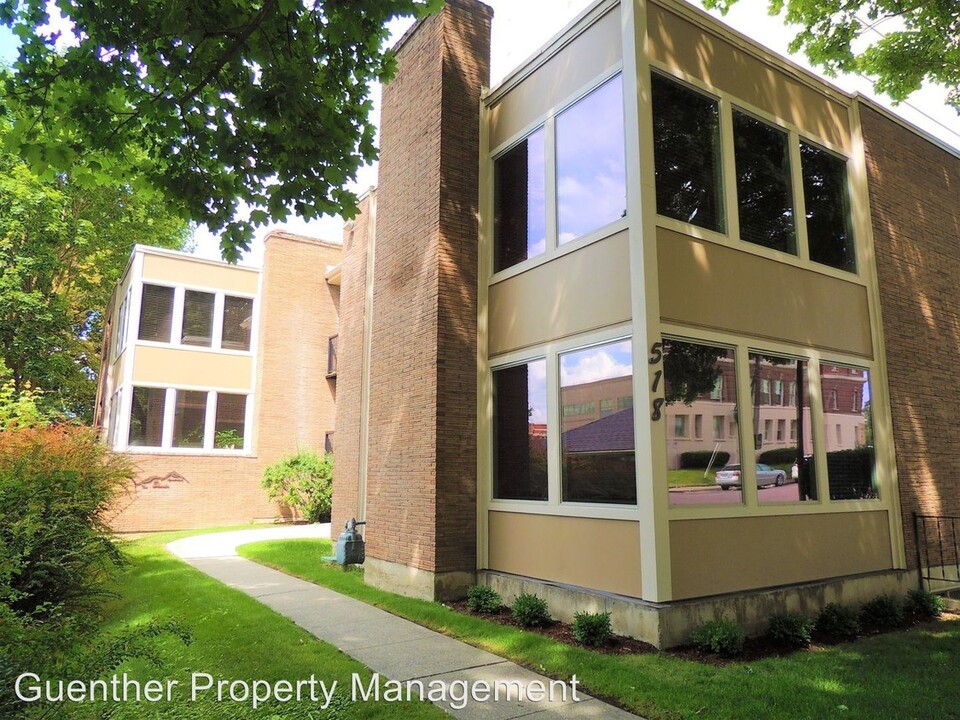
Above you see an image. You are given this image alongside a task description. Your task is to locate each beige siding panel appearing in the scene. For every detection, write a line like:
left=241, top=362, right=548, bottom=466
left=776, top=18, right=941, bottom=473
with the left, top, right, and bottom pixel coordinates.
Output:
left=488, top=512, right=641, bottom=597
left=648, top=3, right=851, bottom=152
left=658, top=230, right=873, bottom=358
left=142, top=254, right=259, bottom=295
left=133, top=346, right=253, bottom=390
left=489, top=232, right=632, bottom=356
left=670, top=511, right=893, bottom=599
left=489, top=8, right=621, bottom=149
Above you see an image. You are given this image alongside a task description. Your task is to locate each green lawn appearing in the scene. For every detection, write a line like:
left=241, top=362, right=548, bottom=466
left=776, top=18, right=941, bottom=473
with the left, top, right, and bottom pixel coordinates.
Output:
left=52, top=529, right=445, bottom=719
left=667, top=468, right=717, bottom=487
left=240, top=538, right=960, bottom=720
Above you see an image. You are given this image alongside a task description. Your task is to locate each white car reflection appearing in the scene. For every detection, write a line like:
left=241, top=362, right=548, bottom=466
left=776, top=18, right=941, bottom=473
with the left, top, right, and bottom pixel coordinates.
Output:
left=715, top=463, right=788, bottom=490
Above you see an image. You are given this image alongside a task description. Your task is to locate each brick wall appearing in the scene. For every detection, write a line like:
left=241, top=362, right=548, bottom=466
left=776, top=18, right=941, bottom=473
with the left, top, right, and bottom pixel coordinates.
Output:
left=111, top=232, right=342, bottom=532
left=356, top=0, right=491, bottom=577
left=861, top=104, right=960, bottom=568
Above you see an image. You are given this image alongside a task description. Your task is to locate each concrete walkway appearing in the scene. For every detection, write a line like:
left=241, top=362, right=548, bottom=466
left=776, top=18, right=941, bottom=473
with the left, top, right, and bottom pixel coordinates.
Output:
left=167, top=526, right=640, bottom=719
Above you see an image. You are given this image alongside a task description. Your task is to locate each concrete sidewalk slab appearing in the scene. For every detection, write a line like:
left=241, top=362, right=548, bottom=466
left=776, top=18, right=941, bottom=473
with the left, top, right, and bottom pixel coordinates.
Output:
left=168, top=525, right=640, bottom=719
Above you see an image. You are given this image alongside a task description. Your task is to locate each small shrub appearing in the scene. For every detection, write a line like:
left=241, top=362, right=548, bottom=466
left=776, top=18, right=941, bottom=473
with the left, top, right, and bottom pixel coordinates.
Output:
left=261, top=451, right=334, bottom=523
left=690, top=618, right=745, bottom=657
left=757, top=447, right=800, bottom=465
left=815, top=603, right=860, bottom=641
left=573, top=611, right=612, bottom=647
left=511, top=593, right=551, bottom=628
left=859, top=594, right=905, bottom=631
left=680, top=450, right=730, bottom=470
left=466, top=585, right=502, bottom=614
left=905, top=588, right=944, bottom=620
left=766, top=612, right=814, bottom=649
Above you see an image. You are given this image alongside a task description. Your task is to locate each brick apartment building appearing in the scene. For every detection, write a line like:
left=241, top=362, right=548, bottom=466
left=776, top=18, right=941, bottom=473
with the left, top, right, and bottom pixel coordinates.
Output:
left=330, top=0, right=960, bottom=646
left=96, top=233, right=341, bottom=532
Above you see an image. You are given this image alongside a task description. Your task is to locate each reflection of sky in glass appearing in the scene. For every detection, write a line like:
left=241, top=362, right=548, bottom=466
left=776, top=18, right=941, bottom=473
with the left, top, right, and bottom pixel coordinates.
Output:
left=556, top=75, right=627, bottom=243
left=527, top=128, right=546, bottom=258
left=527, top=358, right=547, bottom=423
left=560, top=340, right=632, bottom=387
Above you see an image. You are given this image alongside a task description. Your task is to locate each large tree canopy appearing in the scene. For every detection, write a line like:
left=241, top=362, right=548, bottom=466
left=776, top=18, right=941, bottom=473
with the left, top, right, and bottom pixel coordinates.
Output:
left=704, top=0, right=960, bottom=112
left=0, top=0, right=441, bottom=260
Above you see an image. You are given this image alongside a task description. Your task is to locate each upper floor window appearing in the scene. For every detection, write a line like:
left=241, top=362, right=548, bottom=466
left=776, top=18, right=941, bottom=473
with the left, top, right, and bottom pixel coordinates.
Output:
left=556, top=74, right=626, bottom=244
left=733, top=110, right=797, bottom=255
left=181, top=290, right=215, bottom=347
left=494, top=127, right=546, bottom=272
left=651, top=73, right=724, bottom=232
left=138, top=284, right=175, bottom=342
left=222, top=295, right=254, bottom=351
left=113, top=290, right=131, bottom=358
left=801, top=141, right=855, bottom=272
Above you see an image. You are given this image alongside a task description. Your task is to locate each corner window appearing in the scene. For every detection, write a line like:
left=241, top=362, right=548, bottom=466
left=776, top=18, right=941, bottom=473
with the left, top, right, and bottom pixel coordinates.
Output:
left=560, top=339, right=635, bottom=504
left=733, top=111, right=796, bottom=255
left=138, top=285, right=175, bottom=342
left=222, top=296, right=254, bottom=351
left=128, top=387, right=166, bottom=447
left=494, top=128, right=546, bottom=272
left=822, top=364, right=876, bottom=499
left=113, top=291, right=130, bottom=358
left=181, top=290, right=215, bottom=347
left=801, top=141, right=855, bottom=272
left=215, top=393, right=247, bottom=449
left=651, top=73, right=724, bottom=232
left=664, top=338, right=741, bottom=507
left=493, top=360, right=548, bottom=501
left=556, top=75, right=626, bottom=244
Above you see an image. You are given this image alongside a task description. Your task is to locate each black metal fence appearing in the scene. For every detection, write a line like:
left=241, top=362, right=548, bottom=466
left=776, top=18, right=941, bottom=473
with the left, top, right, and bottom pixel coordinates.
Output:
left=914, top=513, right=960, bottom=591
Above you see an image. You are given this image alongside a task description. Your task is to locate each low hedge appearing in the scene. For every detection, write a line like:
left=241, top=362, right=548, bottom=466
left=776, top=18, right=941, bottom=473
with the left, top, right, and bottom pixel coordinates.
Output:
left=680, top=450, right=730, bottom=470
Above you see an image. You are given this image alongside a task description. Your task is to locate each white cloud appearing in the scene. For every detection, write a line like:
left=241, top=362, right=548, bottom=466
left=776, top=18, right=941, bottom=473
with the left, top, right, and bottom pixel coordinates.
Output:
left=561, top=341, right=632, bottom=386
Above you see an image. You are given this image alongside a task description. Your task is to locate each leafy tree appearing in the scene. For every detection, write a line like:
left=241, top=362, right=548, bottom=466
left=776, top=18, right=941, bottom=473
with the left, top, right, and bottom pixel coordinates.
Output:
left=0, top=123, right=189, bottom=421
left=0, top=0, right=443, bottom=260
left=704, top=0, right=960, bottom=111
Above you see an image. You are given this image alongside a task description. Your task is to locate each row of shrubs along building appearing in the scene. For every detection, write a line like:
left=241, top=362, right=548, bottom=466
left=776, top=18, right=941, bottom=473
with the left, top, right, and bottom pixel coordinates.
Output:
left=97, top=0, right=960, bottom=646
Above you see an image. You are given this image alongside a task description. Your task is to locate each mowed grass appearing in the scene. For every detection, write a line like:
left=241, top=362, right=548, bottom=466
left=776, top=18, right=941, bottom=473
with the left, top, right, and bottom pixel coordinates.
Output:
left=667, top=468, right=718, bottom=487
left=240, top=538, right=960, bottom=720
left=58, top=529, right=446, bottom=719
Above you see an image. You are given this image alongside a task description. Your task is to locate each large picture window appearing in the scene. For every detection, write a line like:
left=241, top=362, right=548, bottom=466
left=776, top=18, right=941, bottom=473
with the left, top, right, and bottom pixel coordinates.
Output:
left=138, top=284, right=175, bottom=342
left=663, top=338, right=742, bottom=506
left=560, top=339, right=635, bottom=504
left=128, top=386, right=166, bottom=447
left=181, top=290, right=215, bottom=347
left=733, top=111, right=796, bottom=255
left=801, top=142, right=855, bottom=272
left=172, top=390, right=207, bottom=448
left=651, top=74, right=724, bottom=232
left=821, top=364, right=876, bottom=500
left=556, top=75, right=626, bottom=244
left=493, top=360, right=548, bottom=501
left=215, top=394, right=248, bottom=450
left=494, top=128, right=546, bottom=272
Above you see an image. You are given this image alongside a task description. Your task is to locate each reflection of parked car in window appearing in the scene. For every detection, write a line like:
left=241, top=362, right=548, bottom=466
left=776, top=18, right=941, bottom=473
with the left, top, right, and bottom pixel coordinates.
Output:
left=716, top=463, right=788, bottom=490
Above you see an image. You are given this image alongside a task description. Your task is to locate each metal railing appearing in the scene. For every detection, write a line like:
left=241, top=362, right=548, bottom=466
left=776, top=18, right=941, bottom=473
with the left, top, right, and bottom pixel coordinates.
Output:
left=914, top=513, right=960, bottom=591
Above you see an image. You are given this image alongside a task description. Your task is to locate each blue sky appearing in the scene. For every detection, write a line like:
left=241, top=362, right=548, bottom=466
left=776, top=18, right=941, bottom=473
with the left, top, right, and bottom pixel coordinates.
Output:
left=1, top=26, right=16, bottom=65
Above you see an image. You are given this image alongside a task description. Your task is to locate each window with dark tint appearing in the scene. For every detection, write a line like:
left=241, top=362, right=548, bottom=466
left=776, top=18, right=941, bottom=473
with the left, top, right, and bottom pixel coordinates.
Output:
left=560, top=340, right=635, bottom=504
left=173, top=390, right=207, bottom=448
left=651, top=74, right=724, bottom=232
left=494, top=128, right=546, bottom=272
left=493, top=360, right=547, bottom=500
left=556, top=75, right=627, bottom=243
left=822, top=364, right=876, bottom=500
left=181, top=290, right=215, bottom=346
left=801, top=142, right=855, bottom=272
left=733, top=111, right=796, bottom=254
left=138, top=284, right=175, bottom=342
left=222, top=296, right=253, bottom=350
left=214, top=393, right=247, bottom=449
left=128, top=386, right=166, bottom=447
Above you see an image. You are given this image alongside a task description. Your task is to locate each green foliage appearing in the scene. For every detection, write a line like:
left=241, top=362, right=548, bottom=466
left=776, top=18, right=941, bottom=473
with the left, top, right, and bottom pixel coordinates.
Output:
left=511, top=593, right=551, bottom=628
left=261, top=451, right=334, bottom=523
left=573, top=611, right=613, bottom=647
left=766, top=612, right=814, bottom=650
left=663, top=339, right=725, bottom=405
left=905, top=588, right=944, bottom=620
left=680, top=450, right=730, bottom=469
left=0, top=0, right=444, bottom=259
left=466, top=585, right=502, bottom=614
left=757, top=447, right=800, bottom=465
left=702, top=0, right=960, bottom=111
left=0, top=359, right=46, bottom=428
left=859, top=594, right=905, bottom=632
left=690, top=618, right=745, bottom=657
left=214, top=428, right=244, bottom=449
left=814, top=603, right=860, bottom=642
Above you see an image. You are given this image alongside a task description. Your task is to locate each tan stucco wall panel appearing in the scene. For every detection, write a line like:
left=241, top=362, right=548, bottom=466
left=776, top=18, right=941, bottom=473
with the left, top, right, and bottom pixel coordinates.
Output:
left=489, top=8, right=621, bottom=150
left=488, top=511, right=641, bottom=597
left=489, top=232, right=632, bottom=356
left=133, top=346, right=253, bottom=390
left=670, top=511, right=893, bottom=599
left=142, top=254, right=259, bottom=295
left=658, top=230, right=872, bottom=357
left=648, top=3, right=851, bottom=151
